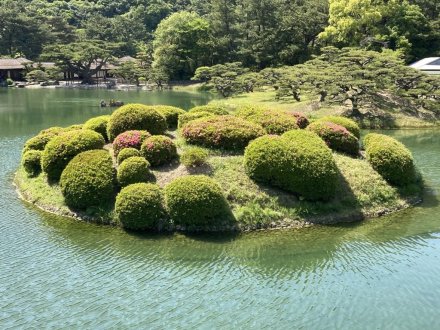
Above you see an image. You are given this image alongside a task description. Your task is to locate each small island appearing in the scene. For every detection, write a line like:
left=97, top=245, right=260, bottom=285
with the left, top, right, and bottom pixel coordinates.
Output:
left=15, top=103, right=423, bottom=232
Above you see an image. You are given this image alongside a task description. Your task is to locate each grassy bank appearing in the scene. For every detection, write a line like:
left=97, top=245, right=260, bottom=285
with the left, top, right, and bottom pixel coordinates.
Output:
left=15, top=146, right=422, bottom=231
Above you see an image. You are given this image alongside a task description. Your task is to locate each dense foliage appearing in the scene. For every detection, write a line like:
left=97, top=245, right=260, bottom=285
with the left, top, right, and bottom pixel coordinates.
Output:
left=60, top=150, right=115, bottom=210
left=236, top=107, right=299, bottom=135
left=178, top=111, right=214, bottom=128
left=164, top=175, right=231, bottom=227
left=307, top=121, right=359, bottom=155
left=115, top=183, right=166, bottom=230
left=188, top=105, right=229, bottom=116
left=83, top=115, right=111, bottom=141
left=153, top=105, right=186, bottom=129
left=180, top=147, right=209, bottom=167
left=314, top=116, right=360, bottom=138
left=117, top=147, right=141, bottom=165
left=107, top=104, right=167, bottom=141
left=140, top=135, right=177, bottom=166
left=244, top=133, right=338, bottom=200
left=363, top=133, right=416, bottom=186
left=117, top=156, right=152, bottom=187
left=22, top=150, right=42, bottom=177
left=182, top=115, right=265, bottom=150
left=112, top=130, right=151, bottom=156
left=41, top=129, right=105, bottom=181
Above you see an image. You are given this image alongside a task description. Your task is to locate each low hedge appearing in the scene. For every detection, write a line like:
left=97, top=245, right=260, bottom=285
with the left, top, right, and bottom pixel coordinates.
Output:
left=363, top=133, right=416, bottom=186
left=235, top=104, right=266, bottom=119
left=140, top=135, right=177, bottom=166
left=117, top=156, right=152, bottom=187
left=22, top=127, right=65, bottom=154
left=113, top=130, right=151, bottom=156
left=182, top=115, right=265, bottom=150
left=115, top=183, right=166, bottom=230
left=165, top=175, right=230, bottom=227
left=83, top=115, right=110, bottom=141
left=41, top=129, right=105, bottom=181
left=307, top=121, right=359, bottom=155
left=237, top=107, right=298, bottom=135
left=180, top=147, right=209, bottom=167
left=315, top=116, right=360, bottom=139
left=178, top=111, right=214, bottom=128
left=153, top=105, right=186, bottom=129
left=107, top=103, right=167, bottom=141
left=22, top=150, right=42, bottom=177
left=188, top=104, right=229, bottom=115
left=117, top=148, right=141, bottom=165
left=244, top=132, right=338, bottom=200
left=288, top=112, right=310, bottom=129
left=60, top=150, right=115, bottom=210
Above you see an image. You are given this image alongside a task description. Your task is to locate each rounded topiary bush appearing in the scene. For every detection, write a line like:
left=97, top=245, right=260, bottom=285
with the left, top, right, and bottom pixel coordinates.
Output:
left=244, top=132, right=338, bottom=200
left=363, top=133, right=416, bottom=186
left=315, top=116, right=360, bottom=139
left=153, top=105, right=186, bottom=129
left=182, top=115, right=265, bottom=150
left=22, top=150, right=42, bottom=177
left=235, top=104, right=266, bottom=119
left=237, top=107, right=298, bottom=135
left=287, top=112, right=310, bottom=129
left=60, top=150, right=115, bottom=210
left=117, top=147, right=141, bottom=165
left=165, top=175, right=230, bottom=227
left=140, top=135, right=177, bottom=166
left=107, top=103, right=167, bottom=141
left=188, top=104, right=229, bottom=115
left=115, top=183, right=166, bottom=230
left=180, top=147, right=209, bottom=167
left=113, top=130, right=151, bottom=156
left=117, top=156, right=152, bottom=187
left=307, top=121, right=359, bottom=155
left=178, top=111, right=214, bottom=128
left=22, top=127, right=65, bottom=154
left=42, top=129, right=105, bottom=181
left=83, top=115, right=110, bottom=141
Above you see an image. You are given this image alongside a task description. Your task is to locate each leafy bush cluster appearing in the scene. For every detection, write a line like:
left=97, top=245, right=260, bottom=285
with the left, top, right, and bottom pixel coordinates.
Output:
left=180, top=147, right=209, bottom=167
left=315, top=116, right=360, bottom=138
left=178, top=111, right=214, bottom=128
left=117, top=148, right=140, bottom=165
left=307, top=121, right=359, bottom=155
left=60, top=150, right=115, bottom=210
left=140, top=135, right=177, bottom=166
left=22, top=125, right=83, bottom=154
left=154, top=105, right=186, bottom=129
left=41, top=129, right=105, bottom=181
left=244, top=131, right=338, bottom=200
left=164, top=175, right=231, bottom=227
left=182, top=115, right=265, bottom=150
left=83, top=115, right=111, bottom=141
left=117, top=156, right=153, bottom=187
left=107, top=103, right=167, bottom=141
left=188, top=104, right=229, bottom=115
left=113, top=130, right=151, bottom=156
left=22, top=150, right=42, bottom=177
left=363, top=133, right=416, bottom=186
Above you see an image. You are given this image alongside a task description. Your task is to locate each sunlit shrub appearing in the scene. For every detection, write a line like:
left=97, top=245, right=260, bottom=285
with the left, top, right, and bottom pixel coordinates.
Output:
left=117, top=156, right=153, bottom=187
left=180, top=147, right=209, bottom=167
left=117, top=147, right=141, bottom=165
left=22, top=150, right=42, bottom=177
left=112, top=130, right=151, bottom=156
left=140, top=135, right=177, bottom=166
left=83, top=115, right=111, bottom=141
left=307, top=121, right=359, bottom=155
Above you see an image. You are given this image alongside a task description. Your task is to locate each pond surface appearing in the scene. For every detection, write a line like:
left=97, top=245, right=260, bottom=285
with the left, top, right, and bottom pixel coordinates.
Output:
left=1, top=89, right=440, bottom=329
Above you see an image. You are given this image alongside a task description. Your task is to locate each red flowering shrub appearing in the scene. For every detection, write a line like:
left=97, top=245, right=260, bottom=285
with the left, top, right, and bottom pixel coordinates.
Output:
left=182, top=115, right=265, bottom=150
left=287, top=112, right=309, bottom=129
left=307, top=121, right=359, bottom=155
left=140, top=135, right=177, bottom=166
left=113, top=130, right=151, bottom=156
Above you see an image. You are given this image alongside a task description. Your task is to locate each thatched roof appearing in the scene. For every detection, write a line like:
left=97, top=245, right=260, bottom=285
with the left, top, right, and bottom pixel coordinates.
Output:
left=0, top=58, right=29, bottom=70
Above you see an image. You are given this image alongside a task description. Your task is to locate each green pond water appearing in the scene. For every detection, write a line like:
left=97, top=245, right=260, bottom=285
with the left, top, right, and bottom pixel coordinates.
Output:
left=1, top=88, right=440, bottom=329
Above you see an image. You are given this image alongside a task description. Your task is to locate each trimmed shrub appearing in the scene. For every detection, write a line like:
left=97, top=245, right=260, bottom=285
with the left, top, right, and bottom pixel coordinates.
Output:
left=180, top=147, right=209, bottom=167
left=237, top=107, right=298, bottom=134
left=315, top=116, right=360, bottom=138
left=60, top=150, right=115, bottom=210
left=140, top=135, right=177, bottom=166
left=22, top=127, right=65, bottom=154
left=153, top=105, right=186, bottom=129
left=188, top=104, right=229, bottom=115
left=235, top=104, right=266, bottom=118
left=165, top=175, right=230, bottom=227
left=307, top=121, right=359, bottom=155
left=287, top=112, right=310, bottom=129
left=65, top=124, right=83, bottom=131
left=22, top=150, right=42, bottom=177
left=117, top=148, right=141, bottom=165
left=244, top=133, right=338, bottom=200
left=363, top=133, right=416, bottom=186
left=182, top=115, right=265, bottom=150
left=107, top=103, right=167, bottom=141
left=113, top=130, right=151, bottom=156
left=83, top=115, right=110, bottom=141
left=115, top=183, right=166, bottom=230
left=178, top=111, right=214, bottom=128
left=41, top=129, right=105, bottom=181
left=117, top=156, right=152, bottom=187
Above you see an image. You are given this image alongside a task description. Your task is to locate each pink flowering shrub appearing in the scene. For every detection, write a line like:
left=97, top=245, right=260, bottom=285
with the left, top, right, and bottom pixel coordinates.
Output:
left=307, top=121, right=359, bottom=155
left=140, top=135, right=177, bottom=166
left=182, top=115, right=265, bottom=150
left=113, top=130, right=151, bottom=156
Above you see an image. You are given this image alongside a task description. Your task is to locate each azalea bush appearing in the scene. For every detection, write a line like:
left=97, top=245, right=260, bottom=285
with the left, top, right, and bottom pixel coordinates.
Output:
left=140, top=135, right=178, bottom=166
left=112, top=130, right=151, bottom=156
left=307, top=121, right=359, bottom=155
